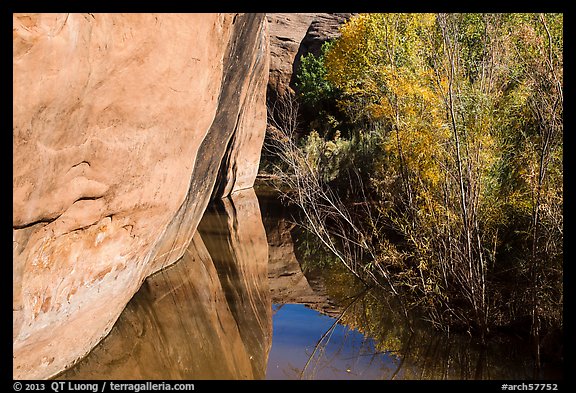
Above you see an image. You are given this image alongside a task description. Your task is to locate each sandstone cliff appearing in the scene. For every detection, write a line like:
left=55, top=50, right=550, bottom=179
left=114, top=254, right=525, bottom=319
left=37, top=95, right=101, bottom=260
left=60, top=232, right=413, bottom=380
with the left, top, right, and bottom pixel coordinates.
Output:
left=58, top=189, right=271, bottom=380
left=13, top=13, right=269, bottom=379
left=267, top=13, right=320, bottom=99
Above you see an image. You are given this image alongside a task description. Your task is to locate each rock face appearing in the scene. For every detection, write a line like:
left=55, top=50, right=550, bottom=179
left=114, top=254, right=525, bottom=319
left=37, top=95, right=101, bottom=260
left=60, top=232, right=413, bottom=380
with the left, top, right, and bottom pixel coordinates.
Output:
left=267, top=13, right=320, bottom=99
left=266, top=13, right=352, bottom=100
left=13, top=13, right=269, bottom=380
left=58, top=189, right=271, bottom=380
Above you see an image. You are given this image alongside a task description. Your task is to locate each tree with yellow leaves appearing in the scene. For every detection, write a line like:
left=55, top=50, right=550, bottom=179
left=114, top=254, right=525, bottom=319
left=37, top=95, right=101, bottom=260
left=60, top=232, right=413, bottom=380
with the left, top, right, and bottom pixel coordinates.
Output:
left=273, top=12, right=562, bottom=356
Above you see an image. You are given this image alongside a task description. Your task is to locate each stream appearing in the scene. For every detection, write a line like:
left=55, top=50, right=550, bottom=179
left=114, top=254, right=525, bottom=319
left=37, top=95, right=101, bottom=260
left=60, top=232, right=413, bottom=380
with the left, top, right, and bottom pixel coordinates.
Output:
left=59, top=187, right=561, bottom=380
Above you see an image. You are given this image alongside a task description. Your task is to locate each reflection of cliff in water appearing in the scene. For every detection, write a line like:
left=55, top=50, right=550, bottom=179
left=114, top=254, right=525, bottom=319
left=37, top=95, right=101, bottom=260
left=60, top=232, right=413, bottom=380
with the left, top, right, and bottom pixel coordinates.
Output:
left=198, top=190, right=271, bottom=378
left=59, top=189, right=271, bottom=380
left=59, top=187, right=561, bottom=380
left=259, top=192, right=341, bottom=318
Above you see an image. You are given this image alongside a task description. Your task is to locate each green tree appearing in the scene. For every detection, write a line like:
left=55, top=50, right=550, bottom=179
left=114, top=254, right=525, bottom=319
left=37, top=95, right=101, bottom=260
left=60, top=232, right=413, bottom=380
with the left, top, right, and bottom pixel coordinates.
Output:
left=296, top=42, right=337, bottom=115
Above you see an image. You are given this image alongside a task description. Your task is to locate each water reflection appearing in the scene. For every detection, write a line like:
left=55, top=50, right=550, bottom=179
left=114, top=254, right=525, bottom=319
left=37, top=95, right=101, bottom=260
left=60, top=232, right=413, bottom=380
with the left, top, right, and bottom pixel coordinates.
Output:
left=198, top=191, right=271, bottom=379
left=326, top=289, right=547, bottom=380
left=60, top=189, right=271, bottom=379
left=59, top=189, right=561, bottom=380
left=281, top=226, right=562, bottom=380
left=267, top=303, right=397, bottom=379
left=261, top=194, right=340, bottom=317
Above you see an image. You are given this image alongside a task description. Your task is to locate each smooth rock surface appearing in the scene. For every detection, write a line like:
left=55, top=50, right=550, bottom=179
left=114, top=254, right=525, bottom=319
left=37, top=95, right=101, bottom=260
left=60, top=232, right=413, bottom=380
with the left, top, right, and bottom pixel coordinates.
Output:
left=13, top=13, right=268, bottom=379
left=58, top=189, right=271, bottom=380
left=267, top=13, right=319, bottom=99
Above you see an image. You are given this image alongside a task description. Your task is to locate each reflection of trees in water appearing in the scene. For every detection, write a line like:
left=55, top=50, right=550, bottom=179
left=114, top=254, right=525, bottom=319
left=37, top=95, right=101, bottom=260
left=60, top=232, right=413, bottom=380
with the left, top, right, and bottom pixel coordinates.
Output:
left=291, top=226, right=551, bottom=380
left=333, top=289, right=542, bottom=380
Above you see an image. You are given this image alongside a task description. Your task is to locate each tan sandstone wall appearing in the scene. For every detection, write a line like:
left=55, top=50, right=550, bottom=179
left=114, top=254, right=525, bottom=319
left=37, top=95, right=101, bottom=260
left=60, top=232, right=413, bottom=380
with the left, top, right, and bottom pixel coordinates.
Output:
left=58, top=189, right=271, bottom=380
left=13, top=13, right=268, bottom=379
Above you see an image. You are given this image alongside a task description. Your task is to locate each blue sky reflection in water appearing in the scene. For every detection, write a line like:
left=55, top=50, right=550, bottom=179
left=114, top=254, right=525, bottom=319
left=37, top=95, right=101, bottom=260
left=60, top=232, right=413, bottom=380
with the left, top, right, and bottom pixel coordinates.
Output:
left=266, top=303, right=399, bottom=380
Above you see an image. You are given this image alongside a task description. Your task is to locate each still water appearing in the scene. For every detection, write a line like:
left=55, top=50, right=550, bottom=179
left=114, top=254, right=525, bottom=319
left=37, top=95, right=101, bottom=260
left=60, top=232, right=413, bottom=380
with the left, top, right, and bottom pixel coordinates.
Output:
left=59, top=187, right=561, bottom=380
left=267, top=303, right=399, bottom=379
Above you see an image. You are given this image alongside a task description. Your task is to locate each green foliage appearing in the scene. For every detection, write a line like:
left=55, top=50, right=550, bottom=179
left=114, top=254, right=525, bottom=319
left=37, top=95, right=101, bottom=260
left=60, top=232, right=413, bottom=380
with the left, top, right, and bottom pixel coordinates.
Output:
left=300, top=130, right=351, bottom=183
left=294, top=41, right=348, bottom=140
left=296, top=41, right=337, bottom=113
left=292, top=226, right=341, bottom=272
